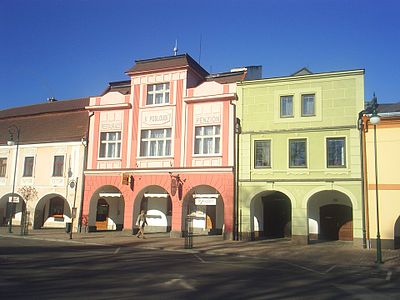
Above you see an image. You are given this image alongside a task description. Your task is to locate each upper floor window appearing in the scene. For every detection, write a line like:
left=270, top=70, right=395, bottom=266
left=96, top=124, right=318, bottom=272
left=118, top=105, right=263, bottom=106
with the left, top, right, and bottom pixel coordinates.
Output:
left=194, top=125, right=221, bottom=155
left=289, top=139, right=307, bottom=168
left=301, top=94, right=315, bottom=116
left=140, top=128, right=172, bottom=157
left=23, top=156, right=34, bottom=177
left=255, top=140, right=271, bottom=168
left=53, top=155, right=64, bottom=177
left=0, top=158, right=6, bottom=177
left=327, top=138, right=346, bottom=168
left=99, top=132, right=121, bottom=159
left=280, top=96, right=293, bottom=118
left=146, top=83, right=170, bottom=105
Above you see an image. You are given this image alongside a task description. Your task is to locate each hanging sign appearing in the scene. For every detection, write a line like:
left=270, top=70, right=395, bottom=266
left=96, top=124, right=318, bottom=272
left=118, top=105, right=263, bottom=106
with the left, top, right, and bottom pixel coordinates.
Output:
left=195, top=198, right=216, bottom=206
left=8, top=196, right=19, bottom=203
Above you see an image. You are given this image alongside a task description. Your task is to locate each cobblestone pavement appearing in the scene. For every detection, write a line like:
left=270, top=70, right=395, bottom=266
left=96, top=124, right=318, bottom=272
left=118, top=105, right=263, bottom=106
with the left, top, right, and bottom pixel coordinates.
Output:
left=1, top=227, right=399, bottom=269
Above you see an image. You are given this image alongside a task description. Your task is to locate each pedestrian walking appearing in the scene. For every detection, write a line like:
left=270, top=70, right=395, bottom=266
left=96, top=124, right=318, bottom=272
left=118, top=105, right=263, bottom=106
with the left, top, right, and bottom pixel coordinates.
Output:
left=135, top=210, right=147, bottom=239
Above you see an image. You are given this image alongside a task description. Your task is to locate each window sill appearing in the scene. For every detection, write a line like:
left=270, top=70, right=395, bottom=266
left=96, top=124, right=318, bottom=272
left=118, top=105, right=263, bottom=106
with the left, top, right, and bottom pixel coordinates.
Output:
left=97, top=157, right=122, bottom=161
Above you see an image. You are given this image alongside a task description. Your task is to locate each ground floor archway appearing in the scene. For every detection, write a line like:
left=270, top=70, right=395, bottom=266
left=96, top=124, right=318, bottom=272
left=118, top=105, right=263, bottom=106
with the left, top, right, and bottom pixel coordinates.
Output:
left=133, top=185, right=172, bottom=233
left=88, top=185, right=125, bottom=231
left=181, top=185, right=225, bottom=236
left=307, top=190, right=353, bottom=242
left=33, top=194, right=71, bottom=229
left=250, top=191, right=292, bottom=239
left=0, top=193, right=25, bottom=227
left=394, top=216, right=400, bottom=249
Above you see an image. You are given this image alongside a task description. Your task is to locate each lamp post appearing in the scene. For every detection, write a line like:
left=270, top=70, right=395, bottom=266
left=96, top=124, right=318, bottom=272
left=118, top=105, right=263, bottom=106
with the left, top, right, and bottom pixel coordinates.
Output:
left=69, top=177, right=78, bottom=239
left=7, top=125, right=20, bottom=234
left=369, top=97, right=382, bottom=264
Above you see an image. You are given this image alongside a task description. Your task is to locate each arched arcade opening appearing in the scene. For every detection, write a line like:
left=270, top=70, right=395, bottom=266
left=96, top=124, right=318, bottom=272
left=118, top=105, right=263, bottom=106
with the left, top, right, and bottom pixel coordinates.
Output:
left=0, top=193, right=25, bottom=227
left=182, top=185, right=225, bottom=236
left=133, top=185, right=172, bottom=233
left=250, top=191, right=292, bottom=239
left=88, top=185, right=125, bottom=231
left=307, top=190, right=353, bottom=242
left=33, top=194, right=71, bottom=229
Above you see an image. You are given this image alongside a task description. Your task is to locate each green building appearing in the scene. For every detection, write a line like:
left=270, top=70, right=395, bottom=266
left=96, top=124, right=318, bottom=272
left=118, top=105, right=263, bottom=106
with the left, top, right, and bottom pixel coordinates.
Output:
left=236, top=68, right=364, bottom=245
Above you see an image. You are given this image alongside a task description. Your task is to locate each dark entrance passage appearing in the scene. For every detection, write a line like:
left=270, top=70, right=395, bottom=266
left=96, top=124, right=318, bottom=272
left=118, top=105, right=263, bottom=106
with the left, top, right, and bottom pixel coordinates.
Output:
left=320, top=204, right=352, bottom=241
left=96, top=199, right=109, bottom=230
left=262, top=193, right=291, bottom=239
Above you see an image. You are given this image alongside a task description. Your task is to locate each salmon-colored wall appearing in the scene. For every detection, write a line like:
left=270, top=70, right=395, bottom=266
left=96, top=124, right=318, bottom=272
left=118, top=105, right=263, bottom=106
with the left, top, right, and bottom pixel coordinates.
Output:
left=82, top=172, right=234, bottom=233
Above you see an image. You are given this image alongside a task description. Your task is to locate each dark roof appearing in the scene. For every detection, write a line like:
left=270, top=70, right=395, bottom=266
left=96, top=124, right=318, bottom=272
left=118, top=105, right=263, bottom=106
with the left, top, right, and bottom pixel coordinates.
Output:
left=291, top=67, right=313, bottom=76
left=126, top=53, right=209, bottom=78
left=377, top=102, right=400, bottom=113
left=0, top=110, right=88, bottom=145
left=205, top=71, right=246, bottom=84
left=102, top=80, right=131, bottom=95
left=0, top=98, right=90, bottom=119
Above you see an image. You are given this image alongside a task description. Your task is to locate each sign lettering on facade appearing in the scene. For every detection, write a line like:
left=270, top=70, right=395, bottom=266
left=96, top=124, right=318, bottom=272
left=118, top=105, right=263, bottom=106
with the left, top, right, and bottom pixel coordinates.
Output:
left=142, top=110, right=172, bottom=127
left=194, top=114, right=221, bottom=125
left=195, top=198, right=216, bottom=206
left=101, top=122, right=122, bottom=131
left=8, top=196, right=19, bottom=203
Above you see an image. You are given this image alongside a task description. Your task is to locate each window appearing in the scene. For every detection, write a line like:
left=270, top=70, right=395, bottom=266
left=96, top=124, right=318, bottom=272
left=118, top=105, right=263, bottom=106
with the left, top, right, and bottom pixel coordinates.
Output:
left=99, top=132, right=121, bottom=158
left=280, top=96, right=293, bottom=118
left=49, top=197, right=64, bottom=217
left=327, top=138, right=346, bottom=168
left=302, top=94, right=315, bottom=116
left=23, top=156, right=34, bottom=177
left=52, top=156, right=64, bottom=177
left=140, top=128, right=172, bottom=157
left=289, top=139, right=307, bottom=168
left=0, top=158, right=6, bottom=177
left=254, top=140, right=271, bottom=168
left=146, top=83, right=170, bottom=105
left=194, top=125, right=221, bottom=155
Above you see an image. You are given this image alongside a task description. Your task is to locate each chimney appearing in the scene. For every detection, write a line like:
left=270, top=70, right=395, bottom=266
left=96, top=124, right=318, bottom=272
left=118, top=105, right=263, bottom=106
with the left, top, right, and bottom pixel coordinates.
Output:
left=47, top=97, right=57, bottom=102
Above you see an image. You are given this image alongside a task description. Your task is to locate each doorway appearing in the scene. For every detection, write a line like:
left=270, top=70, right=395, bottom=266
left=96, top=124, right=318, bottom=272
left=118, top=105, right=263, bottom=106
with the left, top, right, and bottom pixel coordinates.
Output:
left=96, top=198, right=109, bottom=230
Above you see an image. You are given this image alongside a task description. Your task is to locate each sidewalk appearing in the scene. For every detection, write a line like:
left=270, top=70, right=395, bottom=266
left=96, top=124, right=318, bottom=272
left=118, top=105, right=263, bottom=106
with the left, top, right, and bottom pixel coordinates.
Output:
left=1, top=227, right=399, bottom=269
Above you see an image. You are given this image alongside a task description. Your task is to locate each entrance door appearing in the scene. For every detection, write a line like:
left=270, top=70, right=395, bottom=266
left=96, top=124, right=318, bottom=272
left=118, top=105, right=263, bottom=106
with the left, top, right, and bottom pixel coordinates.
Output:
left=263, top=195, right=291, bottom=239
left=206, top=205, right=216, bottom=229
left=96, top=199, right=109, bottom=230
left=320, top=204, right=352, bottom=241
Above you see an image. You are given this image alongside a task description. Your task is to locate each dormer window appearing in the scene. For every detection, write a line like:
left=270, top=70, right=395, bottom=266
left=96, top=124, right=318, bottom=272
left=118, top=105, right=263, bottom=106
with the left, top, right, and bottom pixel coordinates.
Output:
left=146, top=83, right=170, bottom=105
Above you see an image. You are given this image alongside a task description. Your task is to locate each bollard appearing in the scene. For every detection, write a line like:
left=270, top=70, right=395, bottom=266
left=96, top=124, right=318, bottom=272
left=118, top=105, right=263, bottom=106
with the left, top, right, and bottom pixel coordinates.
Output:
left=184, top=216, right=193, bottom=249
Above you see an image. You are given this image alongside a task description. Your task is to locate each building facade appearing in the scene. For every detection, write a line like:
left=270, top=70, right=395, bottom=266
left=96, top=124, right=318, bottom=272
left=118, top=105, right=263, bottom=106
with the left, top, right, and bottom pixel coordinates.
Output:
left=0, top=98, right=89, bottom=232
left=82, top=54, right=258, bottom=238
left=363, top=102, right=400, bottom=249
left=237, top=68, right=365, bottom=245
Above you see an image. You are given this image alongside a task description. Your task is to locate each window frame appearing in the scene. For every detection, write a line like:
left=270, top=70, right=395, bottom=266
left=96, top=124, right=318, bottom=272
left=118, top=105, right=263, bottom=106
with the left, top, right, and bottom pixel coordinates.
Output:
left=280, top=95, right=294, bottom=118
left=326, top=137, right=346, bottom=168
left=193, top=125, right=221, bottom=156
left=140, top=128, right=172, bottom=157
left=301, top=94, right=316, bottom=117
left=23, top=156, right=35, bottom=177
left=289, top=138, right=307, bottom=168
left=0, top=157, right=7, bottom=177
left=146, top=82, right=170, bottom=105
left=254, top=140, right=272, bottom=168
left=52, top=155, right=65, bottom=177
left=99, top=131, right=122, bottom=159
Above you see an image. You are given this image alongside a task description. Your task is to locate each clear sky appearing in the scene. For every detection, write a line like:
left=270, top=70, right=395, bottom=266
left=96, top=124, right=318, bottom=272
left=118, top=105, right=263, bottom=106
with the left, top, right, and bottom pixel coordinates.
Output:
left=0, top=0, right=399, bottom=110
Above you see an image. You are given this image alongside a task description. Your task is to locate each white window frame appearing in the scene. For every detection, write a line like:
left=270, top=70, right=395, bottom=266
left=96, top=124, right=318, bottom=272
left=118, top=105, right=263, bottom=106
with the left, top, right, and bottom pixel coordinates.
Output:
left=52, top=155, right=65, bottom=177
left=23, top=156, right=35, bottom=177
left=301, top=94, right=315, bottom=117
left=193, top=125, right=221, bottom=156
left=288, top=138, right=308, bottom=168
left=140, top=128, right=172, bottom=157
left=254, top=140, right=272, bottom=168
left=146, top=82, right=170, bottom=105
left=99, top=131, right=122, bottom=159
left=326, top=137, right=346, bottom=168
left=280, top=95, right=294, bottom=118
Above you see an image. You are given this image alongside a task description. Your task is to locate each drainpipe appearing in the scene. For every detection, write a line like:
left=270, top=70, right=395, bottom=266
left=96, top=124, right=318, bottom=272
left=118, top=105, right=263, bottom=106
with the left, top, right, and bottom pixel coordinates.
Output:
left=78, top=111, right=94, bottom=232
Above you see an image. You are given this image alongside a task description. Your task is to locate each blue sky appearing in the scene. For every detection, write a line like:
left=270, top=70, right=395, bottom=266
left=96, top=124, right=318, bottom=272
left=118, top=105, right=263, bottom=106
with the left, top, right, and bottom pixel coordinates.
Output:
left=0, top=0, right=399, bottom=110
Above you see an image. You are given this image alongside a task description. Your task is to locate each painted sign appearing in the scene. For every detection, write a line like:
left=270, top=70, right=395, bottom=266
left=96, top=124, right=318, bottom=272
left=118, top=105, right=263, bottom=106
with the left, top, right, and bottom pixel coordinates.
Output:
left=8, top=196, right=19, bottom=203
left=194, top=114, right=221, bottom=126
left=101, top=121, right=122, bottom=131
left=195, top=198, right=216, bottom=206
left=142, top=110, right=172, bottom=127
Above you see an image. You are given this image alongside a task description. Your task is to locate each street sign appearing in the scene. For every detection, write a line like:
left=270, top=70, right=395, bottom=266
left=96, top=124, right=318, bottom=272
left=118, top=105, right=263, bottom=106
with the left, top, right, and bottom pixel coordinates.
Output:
left=8, top=196, right=19, bottom=203
left=195, top=198, right=216, bottom=206
left=72, top=207, right=77, bottom=218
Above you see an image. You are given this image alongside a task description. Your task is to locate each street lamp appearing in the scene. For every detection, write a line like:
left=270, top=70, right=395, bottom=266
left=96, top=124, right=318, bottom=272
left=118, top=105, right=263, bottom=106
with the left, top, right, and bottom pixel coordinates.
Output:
left=7, top=125, right=20, bottom=234
left=69, top=177, right=78, bottom=239
left=369, top=96, right=382, bottom=264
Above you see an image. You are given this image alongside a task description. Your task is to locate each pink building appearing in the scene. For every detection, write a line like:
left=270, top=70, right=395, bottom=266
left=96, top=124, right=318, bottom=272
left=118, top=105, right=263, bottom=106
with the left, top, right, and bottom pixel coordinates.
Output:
left=82, top=54, right=259, bottom=238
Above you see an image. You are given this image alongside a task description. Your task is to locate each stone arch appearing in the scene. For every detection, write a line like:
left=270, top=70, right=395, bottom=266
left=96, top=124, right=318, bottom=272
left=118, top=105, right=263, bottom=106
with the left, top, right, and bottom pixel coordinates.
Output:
left=0, top=192, right=26, bottom=227
left=33, top=194, right=71, bottom=229
left=307, top=190, right=353, bottom=241
left=394, top=216, right=400, bottom=249
left=88, top=185, right=125, bottom=231
left=181, top=185, right=225, bottom=236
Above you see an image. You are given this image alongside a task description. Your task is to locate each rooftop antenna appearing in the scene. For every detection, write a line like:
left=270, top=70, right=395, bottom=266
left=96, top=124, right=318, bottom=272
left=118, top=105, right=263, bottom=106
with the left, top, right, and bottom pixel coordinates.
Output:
left=173, top=39, right=178, bottom=56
